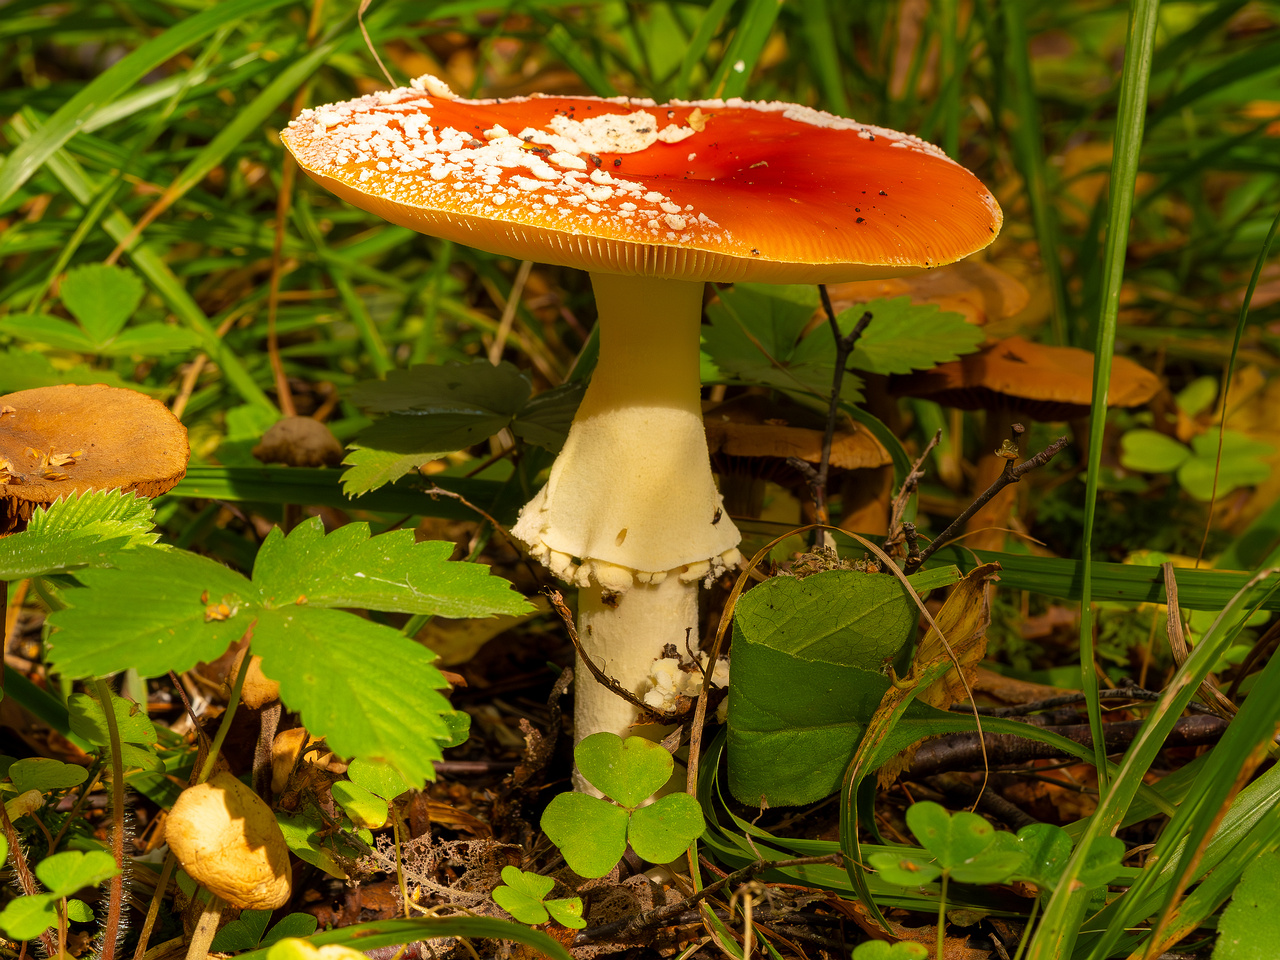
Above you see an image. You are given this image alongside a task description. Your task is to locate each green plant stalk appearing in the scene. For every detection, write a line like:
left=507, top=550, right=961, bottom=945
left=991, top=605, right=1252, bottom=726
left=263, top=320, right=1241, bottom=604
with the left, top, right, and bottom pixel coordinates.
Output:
left=1076, top=0, right=1162, bottom=798
left=198, top=650, right=253, bottom=785
left=92, top=677, right=127, bottom=960
left=1197, top=207, right=1280, bottom=565
left=936, top=872, right=949, bottom=960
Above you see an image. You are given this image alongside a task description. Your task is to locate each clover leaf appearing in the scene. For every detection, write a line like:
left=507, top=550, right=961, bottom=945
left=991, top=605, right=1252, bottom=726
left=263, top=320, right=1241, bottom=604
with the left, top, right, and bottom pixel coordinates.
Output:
left=491, top=866, right=585, bottom=929
left=540, top=734, right=705, bottom=879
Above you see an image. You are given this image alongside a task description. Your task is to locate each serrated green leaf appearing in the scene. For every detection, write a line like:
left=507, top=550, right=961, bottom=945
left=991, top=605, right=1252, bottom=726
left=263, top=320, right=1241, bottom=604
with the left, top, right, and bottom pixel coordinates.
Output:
left=0, top=490, right=158, bottom=581
left=1121, top=429, right=1192, bottom=473
left=702, top=284, right=864, bottom=403
left=0, top=892, right=59, bottom=940
left=628, top=793, right=704, bottom=864
left=7, top=758, right=88, bottom=793
left=0, top=314, right=97, bottom=351
left=35, top=849, right=120, bottom=897
left=331, top=780, right=388, bottom=830
left=65, top=899, right=93, bottom=923
left=253, top=607, right=451, bottom=788
left=99, top=324, right=201, bottom=357
left=347, top=758, right=411, bottom=802
left=252, top=519, right=529, bottom=618
left=511, top=379, right=586, bottom=451
left=1212, top=849, right=1280, bottom=960
left=342, top=412, right=512, bottom=495
left=541, top=792, right=630, bottom=878
left=47, top=547, right=253, bottom=678
left=67, top=692, right=157, bottom=746
left=59, top=263, right=145, bottom=344
left=842, top=297, right=984, bottom=375
left=576, top=733, right=673, bottom=807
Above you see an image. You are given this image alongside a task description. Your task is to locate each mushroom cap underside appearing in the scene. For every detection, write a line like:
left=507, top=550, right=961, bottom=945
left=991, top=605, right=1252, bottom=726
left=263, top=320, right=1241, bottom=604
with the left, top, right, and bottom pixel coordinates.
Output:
left=282, top=81, right=1002, bottom=283
left=891, top=336, right=1162, bottom=419
left=0, top=383, right=189, bottom=532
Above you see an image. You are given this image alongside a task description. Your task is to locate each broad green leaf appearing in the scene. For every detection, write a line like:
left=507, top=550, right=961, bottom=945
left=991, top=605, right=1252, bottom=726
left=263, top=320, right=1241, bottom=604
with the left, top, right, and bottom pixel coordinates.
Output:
left=58, top=263, right=144, bottom=344
left=100, top=324, right=201, bottom=357
left=331, top=781, right=388, bottom=830
left=1212, top=850, right=1280, bottom=960
left=1120, top=429, right=1192, bottom=473
left=212, top=909, right=273, bottom=952
left=628, top=793, right=705, bottom=864
left=35, top=849, right=120, bottom=897
left=1076, top=834, right=1125, bottom=888
left=0, top=347, right=134, bottom=394
left=67, top=693, right=158, bottom=747
left=1175, top=376, right=1218, bottom=417
left=726, top=567, right=967, bottom=805
left=842, top=297, right=983, bottom=375
left=0, top=892, right=59, bottom=940
left=0, top=489, right=157, bottom=581
left=252, top=519, right=530, bottom=619
left=253, top=607, right=451, bottom=788
left=277, top=811, right=346, bottom=880
left=541, top=792, right=629, bottom=878
left=47, top=546, right=254, bottom=678
left=7, top=758, right=88, bottom=793
left=576, top=733, right=673, bottom=807
left=347, top=758, right=411, bottom=801
left=440, top=710, right=471, bottom=749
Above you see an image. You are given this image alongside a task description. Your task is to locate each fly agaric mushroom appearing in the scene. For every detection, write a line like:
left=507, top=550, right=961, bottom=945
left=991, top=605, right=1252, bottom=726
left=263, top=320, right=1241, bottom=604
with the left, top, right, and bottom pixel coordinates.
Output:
left=893, top=335, right=1161, bottom=550
left=281, top=77, right=1002, bottom=762
left=0, top=383, right=189, bottom=534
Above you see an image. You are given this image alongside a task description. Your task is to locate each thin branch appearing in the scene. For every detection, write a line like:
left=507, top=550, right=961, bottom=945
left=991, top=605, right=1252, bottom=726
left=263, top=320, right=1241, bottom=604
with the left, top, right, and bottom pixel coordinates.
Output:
left=887, top=429, right=941, bottom=550
left=905, top=432, right=1070, bottom=573
left=574, top=854, right=843, bottom=944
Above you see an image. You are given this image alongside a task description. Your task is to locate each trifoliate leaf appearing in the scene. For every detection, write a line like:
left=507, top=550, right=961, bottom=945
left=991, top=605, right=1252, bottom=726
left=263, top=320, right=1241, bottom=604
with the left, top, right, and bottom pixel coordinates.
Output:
left=852, top=941, right=929, bottom=959
left=1179, top=429, right=1273, bottom=501
left=253, top=607, right=451, bottom=788
left=276, top=811, right=346, bottom=879
left=7, top=758, right=88, bottom=793
left=0, top=490, right=157, bottom=580
left=867, top=850, right=943, bottom=887
left=35, top=849, right=120, bottom=897
left=1012, top=823, right=1073, bottom=891
left=252, top=519, right=529, bottom=618
left=842, top=297, right=983, bottom=375
left=211, top=909, right=272, bottom=952
left=493, top=865, right=556, bottom=924
left=1121, top=429, right=1192, bottom=474
left=65, top=899, right=94, bottom=922
left=59, top=263, right=145, bottom=344
left=545, top=897, right=586, bottom=929
left=46, top=546, right=255, bottom=678
left=259, top=913, right=319, bottom=949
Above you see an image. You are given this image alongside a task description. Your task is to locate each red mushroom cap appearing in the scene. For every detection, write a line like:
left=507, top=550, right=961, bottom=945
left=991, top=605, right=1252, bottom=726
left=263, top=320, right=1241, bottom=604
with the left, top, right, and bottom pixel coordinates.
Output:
left=281, top=79, right=1002, bottom=283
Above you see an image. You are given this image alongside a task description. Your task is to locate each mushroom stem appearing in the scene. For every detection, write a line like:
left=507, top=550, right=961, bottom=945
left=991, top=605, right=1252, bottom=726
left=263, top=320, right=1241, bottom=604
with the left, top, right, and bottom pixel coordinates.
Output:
left=512, top=273, right=740, bottom=771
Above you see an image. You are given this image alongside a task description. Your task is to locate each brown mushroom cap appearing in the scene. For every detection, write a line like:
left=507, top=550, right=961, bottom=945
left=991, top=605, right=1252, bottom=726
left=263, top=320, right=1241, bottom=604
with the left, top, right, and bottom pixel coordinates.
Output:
left=0, top=384, right=188, bottom=533
left=281, top=78, right=1002, bottom=283
left=891, top=336, right=1162, bottom=420
left=704, top=394, right=890, bottom=469
left=165, top=772, right=292, bottom=909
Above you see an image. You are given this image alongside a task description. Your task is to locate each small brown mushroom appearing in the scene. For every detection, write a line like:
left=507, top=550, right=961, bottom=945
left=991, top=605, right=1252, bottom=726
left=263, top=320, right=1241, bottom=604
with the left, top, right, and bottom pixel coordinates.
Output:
left=165, top=771, right=292, bottom=910
left=893, top=336, right=1162, bottom=550
left=252, top=416, right=344, bottom=468
left=0, top=383, right=188, bottom=534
